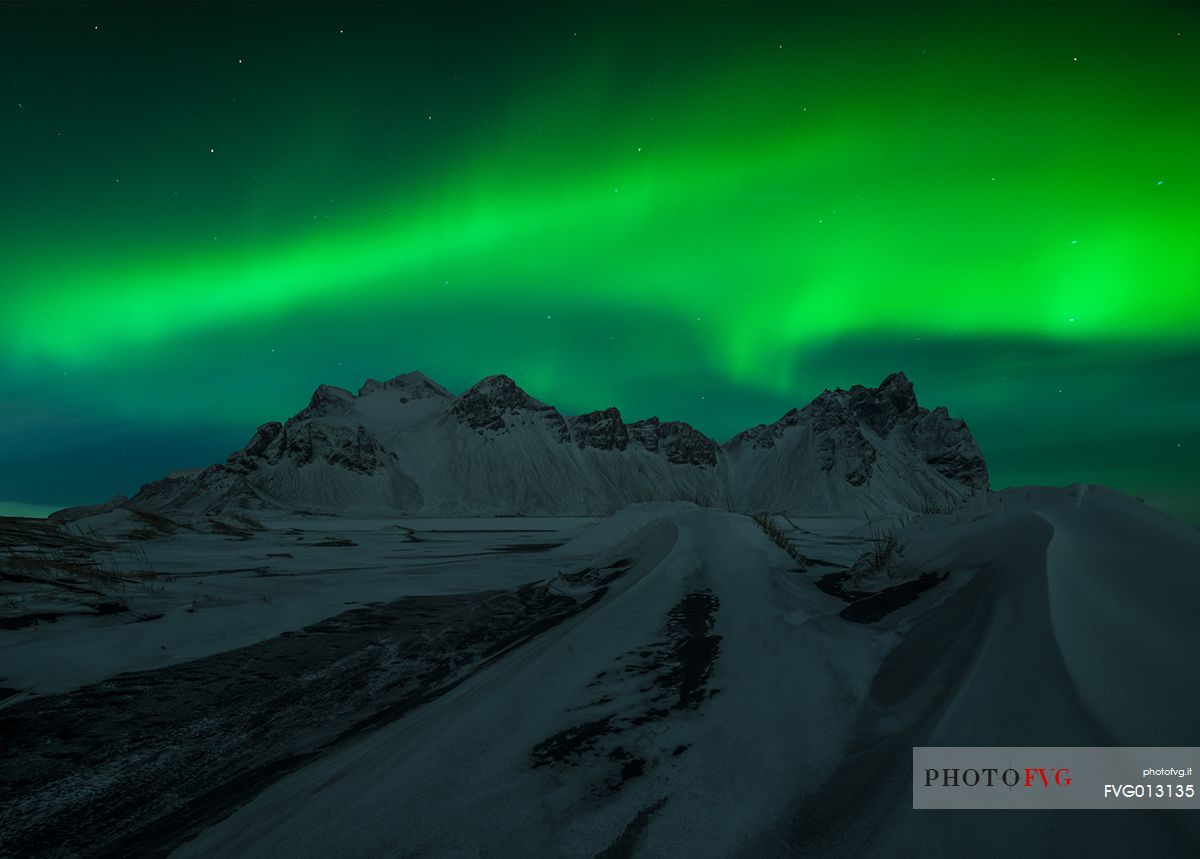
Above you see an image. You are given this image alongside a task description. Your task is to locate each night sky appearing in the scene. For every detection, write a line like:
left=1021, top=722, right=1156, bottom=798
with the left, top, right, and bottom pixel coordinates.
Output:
left=2, top=3, right=1197, bottom=520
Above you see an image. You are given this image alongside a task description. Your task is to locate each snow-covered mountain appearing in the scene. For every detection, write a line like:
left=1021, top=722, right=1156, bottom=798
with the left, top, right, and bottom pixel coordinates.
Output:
left=109, top=370, right=987, bottom=518
left=725, top=371, right=988, bottom=514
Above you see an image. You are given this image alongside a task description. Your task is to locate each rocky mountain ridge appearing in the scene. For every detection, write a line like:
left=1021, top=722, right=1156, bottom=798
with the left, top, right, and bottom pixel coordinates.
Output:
left=59, top=371, right=988, bottom=519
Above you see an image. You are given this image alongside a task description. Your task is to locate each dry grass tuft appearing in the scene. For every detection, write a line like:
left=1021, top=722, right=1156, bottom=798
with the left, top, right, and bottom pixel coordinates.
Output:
left=0, top=517, right=158, bottom=626
left=751, top=512, right=809, bottom=571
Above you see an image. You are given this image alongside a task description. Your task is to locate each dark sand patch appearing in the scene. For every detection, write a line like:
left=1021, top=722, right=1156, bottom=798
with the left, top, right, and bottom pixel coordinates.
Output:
left=529, top=588, right=721, bottom=795
left=815, top=570, right=948, bottom=623
left=493, top=542, right=562, bottom=554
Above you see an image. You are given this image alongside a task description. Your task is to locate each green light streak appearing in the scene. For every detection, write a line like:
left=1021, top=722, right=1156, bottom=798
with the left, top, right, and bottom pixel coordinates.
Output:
left=6, top=15, right=1195, bottom=390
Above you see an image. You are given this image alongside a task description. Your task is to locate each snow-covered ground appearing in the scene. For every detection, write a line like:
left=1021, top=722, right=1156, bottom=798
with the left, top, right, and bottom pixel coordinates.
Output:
left=174, top=505, right=879, bottom=858
left=2, top=490, right=1198, bottom=856
left=178, top=490, right=1197, bottom=857
left=0, top=512, right=602, bottom=703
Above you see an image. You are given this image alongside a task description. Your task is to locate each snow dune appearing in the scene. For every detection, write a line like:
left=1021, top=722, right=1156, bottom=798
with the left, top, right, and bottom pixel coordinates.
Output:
left=1021, top=486, right=1200, bottom=745
left=772, top=488, right=1200, bottom=856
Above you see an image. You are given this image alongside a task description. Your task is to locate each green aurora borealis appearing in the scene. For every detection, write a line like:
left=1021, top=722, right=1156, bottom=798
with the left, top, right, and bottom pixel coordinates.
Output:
left=1, top=2, right=1197, bottom=519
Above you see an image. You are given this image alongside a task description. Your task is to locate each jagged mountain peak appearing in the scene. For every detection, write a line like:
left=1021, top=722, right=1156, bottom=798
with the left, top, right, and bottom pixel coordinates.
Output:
left=357, top=371, right=453, bottom=400
left=462, top=374, right=545, bottom=404
left=568, top=407, right=629, bottom=451
left=292, top=384, right=356, bottom=422
left=628, top=417, right=721, bottom=467
left=733, top=372, right=925, bottom=448
left=723, top=370, right=987, bottom=511
left=876, top=370, right=912, bottom=392
left=452, top=374, right=567, bottom=438
left=843, top=371, right=919, bottom=434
